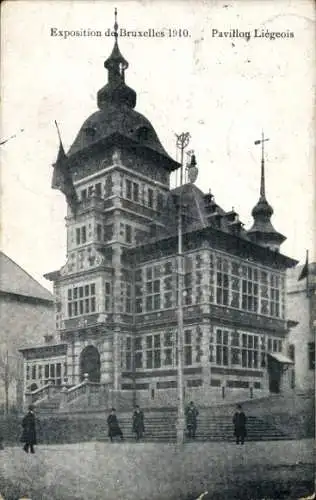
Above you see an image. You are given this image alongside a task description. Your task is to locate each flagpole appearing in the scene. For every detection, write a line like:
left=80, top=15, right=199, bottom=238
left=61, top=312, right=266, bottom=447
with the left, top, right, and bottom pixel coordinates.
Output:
left=54, top=120, right=63, bottom=143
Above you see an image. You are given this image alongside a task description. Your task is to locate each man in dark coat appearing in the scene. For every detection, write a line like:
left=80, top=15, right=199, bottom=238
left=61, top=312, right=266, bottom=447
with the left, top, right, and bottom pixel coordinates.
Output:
left=132, top=405, right=145, bottom=441
left=185, top=401, right=199, bottom=439
left=107, top=408, right=124, bottom=442
left=21, top=404, right=37, bottom=453
left=233, top=404, right=247, bottom=444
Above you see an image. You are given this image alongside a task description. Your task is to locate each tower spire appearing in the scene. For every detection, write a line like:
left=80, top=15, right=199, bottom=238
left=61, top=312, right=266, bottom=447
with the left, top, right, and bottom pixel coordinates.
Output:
left=247, top=133, right=285, bottom=251
left=97, top=8, right=136, bottom=109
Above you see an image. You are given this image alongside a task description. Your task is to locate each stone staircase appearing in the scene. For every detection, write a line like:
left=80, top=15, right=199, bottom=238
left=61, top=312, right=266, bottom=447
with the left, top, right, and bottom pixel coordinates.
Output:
left=34, top=393, right=62, bottom=413
left=31, top=391, right=314, bottom=443
left=97, top=410, right=288, bottom=443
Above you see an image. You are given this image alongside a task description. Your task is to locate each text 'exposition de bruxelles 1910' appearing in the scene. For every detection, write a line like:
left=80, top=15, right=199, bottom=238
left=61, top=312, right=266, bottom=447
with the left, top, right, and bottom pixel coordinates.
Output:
left=50, top=27, right=295, bottom=41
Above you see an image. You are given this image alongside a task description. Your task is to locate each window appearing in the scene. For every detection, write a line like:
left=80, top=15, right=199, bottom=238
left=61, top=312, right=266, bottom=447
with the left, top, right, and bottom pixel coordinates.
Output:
left=135, top=270, right=143, bottom=313
left=184, top=257, right=193, bottom=305
left=215, top=329, right=229, bottom=366
left=241, top=266, right=259, bottom=312
left=105, top=282, right=111, bottom=312
left=125, top=337, right=132, bottom=371
left=146, top=336, right=153, bottom=368
left=157, top=193, right=164, bottom=211
left=125, top=224, right=132, bottom=243
left=104, top=175, right=113, bottom=198
left=184, top=330, right=193, bottom=366
left=96, top=224, right=102, bottom=241
left=75, top=226, right=87, bottom=245
left=56, top=363, right=62, bottom=385
left=270, top=274, right=280, bottom=317
left=230, top=331, right=240, bottom=365
left=133, top=183, right=139, bottom=202
left=241, top=333, right=259, bottom=369
left=216, top=258, right=229, bottom=306
left=267, top=337, right=282, bottom=353
left=148, top=188, right=154, bottom=208
left=67, top=283, right=96, bottom=318
left=28, top=362, right=64, bottom=387
left=126, top=179, right=132, bottom=200
left=308, top=342, right=315, bottom=370
left=145, top=266, right=160, bottom=311
left=210, top=254, right=284, bottom=319
left=135, top=337, right=143, bottom=369
left=137, top=126, right=150, bottom=141
left=145, top=334, right=161, bottom=369
left=104, top=224, right=114, bottom=242
left=163, top=331, right=174, bottom=366
left=95, top=183, right=102, bottom=197
left=81, top=189, right=87, bottom=200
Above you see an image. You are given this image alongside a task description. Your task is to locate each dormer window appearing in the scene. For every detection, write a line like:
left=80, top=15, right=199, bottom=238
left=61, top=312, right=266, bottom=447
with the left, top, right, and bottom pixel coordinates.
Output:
left=137, top=126, right=150, bottom=142
left=84, top=126, right=96, bottom=137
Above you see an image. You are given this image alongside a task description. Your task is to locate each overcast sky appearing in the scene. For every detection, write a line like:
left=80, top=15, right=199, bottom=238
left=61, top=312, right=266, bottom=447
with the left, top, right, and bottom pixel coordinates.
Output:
left=1, top=0, right=315, bottom=291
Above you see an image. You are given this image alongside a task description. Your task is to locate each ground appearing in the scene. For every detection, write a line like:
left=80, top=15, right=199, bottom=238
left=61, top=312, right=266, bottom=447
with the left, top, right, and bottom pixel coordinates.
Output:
left=0, top=439, right=314, bottom=500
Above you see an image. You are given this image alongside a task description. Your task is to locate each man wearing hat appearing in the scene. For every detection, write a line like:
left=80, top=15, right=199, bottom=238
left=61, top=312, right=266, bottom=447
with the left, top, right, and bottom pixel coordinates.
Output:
left=185, top=401, right=199, bottom=439
left=107, top=408, right=124, bottom=442
left=21, top=405, right=37, bottom=453
left=233, top=404, right=247, bottom=445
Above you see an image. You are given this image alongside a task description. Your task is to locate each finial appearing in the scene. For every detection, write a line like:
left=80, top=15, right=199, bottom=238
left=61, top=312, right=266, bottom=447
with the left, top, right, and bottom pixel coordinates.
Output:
left=187, top=153, right=198, bottom=184
left=254, top=131, right=269, bottom=199
left=114, top=8, right=118, bottom=38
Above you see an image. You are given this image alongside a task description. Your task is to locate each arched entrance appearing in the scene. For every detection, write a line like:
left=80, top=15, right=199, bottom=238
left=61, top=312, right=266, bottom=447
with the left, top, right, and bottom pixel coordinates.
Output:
left=79, top=345, right=101, bottom=383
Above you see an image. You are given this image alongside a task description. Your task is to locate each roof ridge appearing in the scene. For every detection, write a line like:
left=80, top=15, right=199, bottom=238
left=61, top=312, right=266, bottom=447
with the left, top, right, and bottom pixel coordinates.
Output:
left=0, top=251, right=53, bottom=301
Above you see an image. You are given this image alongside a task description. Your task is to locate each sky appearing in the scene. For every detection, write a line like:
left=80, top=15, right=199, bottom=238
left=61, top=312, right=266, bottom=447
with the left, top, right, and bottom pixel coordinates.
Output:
left=1, top=0, right=315, bottom=291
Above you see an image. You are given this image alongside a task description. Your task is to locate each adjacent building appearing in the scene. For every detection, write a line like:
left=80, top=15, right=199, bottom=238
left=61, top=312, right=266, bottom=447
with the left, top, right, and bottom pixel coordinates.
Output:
left=20, top=17, right=299, bottom=409
left=286, top=262, right=316, bottom=392
left=0, top=251, right=54, bottom=408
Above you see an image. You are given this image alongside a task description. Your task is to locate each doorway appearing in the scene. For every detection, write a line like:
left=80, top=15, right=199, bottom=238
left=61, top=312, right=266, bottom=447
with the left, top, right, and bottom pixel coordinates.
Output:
left=79, top=345, right=101, bottom=383
left=267, top=355, right=281, bottom=393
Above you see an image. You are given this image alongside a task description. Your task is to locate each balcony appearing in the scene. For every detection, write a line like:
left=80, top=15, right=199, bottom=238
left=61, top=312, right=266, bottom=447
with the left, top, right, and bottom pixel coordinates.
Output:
left=77, top=196, right=109, bottom=213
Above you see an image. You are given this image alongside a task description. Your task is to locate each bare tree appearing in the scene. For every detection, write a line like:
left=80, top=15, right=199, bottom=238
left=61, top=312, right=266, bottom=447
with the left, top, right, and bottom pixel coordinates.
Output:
left=0, top=349, right=19, bottom=415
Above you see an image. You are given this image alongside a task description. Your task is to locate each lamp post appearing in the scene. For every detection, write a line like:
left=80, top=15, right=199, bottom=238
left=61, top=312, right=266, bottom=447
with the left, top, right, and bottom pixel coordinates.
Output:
left=175, top=132, right=190, bottom=445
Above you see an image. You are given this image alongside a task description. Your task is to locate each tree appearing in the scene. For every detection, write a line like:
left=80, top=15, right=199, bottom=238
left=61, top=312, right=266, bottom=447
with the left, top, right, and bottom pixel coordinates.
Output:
left=0, top=349, right=19, bottom=415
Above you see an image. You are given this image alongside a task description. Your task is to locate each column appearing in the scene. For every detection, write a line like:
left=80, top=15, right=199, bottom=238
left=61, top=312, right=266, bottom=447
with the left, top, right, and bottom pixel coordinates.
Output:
left=201, top=322, right=211, bottom=387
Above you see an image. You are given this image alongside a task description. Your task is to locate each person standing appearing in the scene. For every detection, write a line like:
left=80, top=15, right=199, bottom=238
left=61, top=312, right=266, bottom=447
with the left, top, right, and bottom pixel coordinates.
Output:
left=21, top=404, right=37, bottom=453
left=185, top=401, right=199, bottom=439
left=132, top=405, right=145, bottom=441
left=233, top=404, right=247, bottom=445
left=107, top=408, right=124, bottom=442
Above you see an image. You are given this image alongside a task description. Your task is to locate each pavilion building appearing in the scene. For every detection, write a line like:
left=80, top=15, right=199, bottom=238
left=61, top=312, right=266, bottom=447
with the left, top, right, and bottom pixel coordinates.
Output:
left=20, top=15, right=298, bottom=409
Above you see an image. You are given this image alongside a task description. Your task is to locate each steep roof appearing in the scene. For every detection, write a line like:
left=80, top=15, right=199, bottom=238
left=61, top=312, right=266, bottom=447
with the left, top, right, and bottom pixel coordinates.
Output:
left=145, top=183, right=250, bottom=241
left=0, top=251, right=53, bottom=303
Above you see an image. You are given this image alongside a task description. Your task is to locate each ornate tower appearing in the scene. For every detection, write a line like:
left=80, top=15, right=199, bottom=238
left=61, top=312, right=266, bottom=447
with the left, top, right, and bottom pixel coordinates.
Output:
left=46, top=10, right=180, bottom=390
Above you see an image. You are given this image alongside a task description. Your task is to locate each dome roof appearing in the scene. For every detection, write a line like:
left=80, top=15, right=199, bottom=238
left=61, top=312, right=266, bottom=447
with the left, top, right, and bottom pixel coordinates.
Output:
left=251, top=196, right=274, bottom=219
left=67, top=103, right=174, bottom=162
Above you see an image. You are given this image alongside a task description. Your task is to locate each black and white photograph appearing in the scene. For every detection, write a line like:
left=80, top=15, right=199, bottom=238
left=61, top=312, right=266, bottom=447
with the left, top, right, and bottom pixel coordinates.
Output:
left=0, top=1, right=315, bottom=499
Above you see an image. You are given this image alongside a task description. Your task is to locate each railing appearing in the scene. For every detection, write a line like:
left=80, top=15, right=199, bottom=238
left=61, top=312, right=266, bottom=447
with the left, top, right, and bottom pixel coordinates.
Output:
left=78, top=195, right=105, bottom=212
left=25, top=381, right=61, bottom=406
left=61, top=374, right=108, bottom=407
left=66, top=381, right=88, bottom=403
